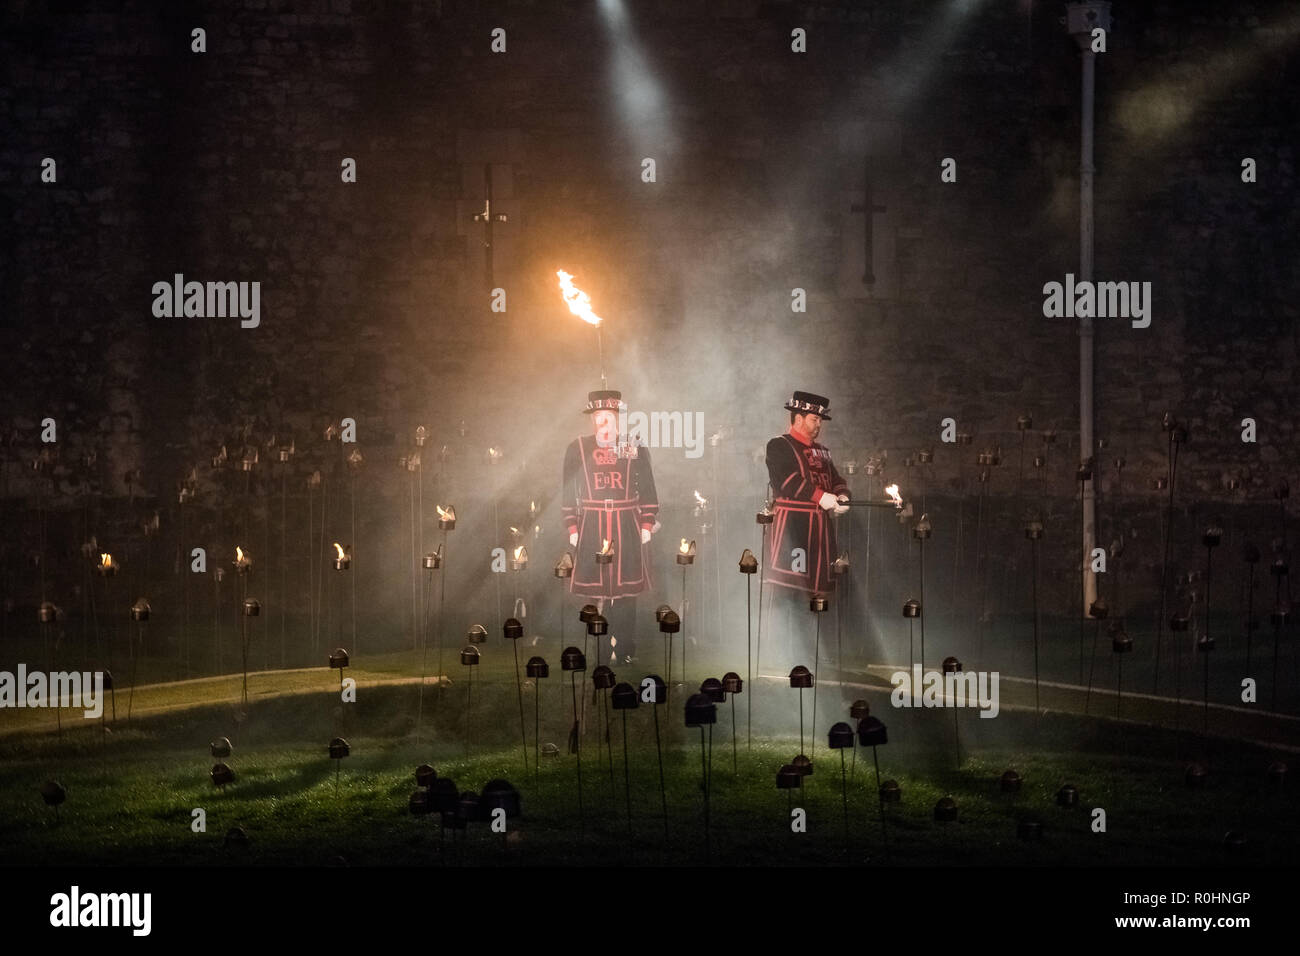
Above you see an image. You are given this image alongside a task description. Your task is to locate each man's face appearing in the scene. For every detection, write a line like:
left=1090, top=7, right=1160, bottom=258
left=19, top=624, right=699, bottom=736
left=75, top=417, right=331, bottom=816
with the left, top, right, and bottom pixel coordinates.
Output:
left=794, top=412, right=823, bottom=442
left=592, top=409, right=618, bottom=445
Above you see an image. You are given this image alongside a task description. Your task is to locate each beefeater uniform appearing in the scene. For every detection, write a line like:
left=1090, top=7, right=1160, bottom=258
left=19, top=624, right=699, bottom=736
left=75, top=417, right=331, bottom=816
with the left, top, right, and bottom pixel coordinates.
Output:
left=562, top=392, right=659, bottom=599
left=764, top=392, right=849, bottom=595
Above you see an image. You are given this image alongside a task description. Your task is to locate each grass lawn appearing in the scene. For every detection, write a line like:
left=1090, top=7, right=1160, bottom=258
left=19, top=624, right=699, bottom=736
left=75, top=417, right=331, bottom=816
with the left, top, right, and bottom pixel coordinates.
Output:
left=1, top=649, right=1295, bottom=867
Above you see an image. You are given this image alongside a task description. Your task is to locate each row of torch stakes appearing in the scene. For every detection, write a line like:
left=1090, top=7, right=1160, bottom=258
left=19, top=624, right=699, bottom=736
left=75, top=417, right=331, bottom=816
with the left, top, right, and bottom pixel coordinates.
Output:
left=179, top=593, right=1286, bottom=858
left=29, top=407, right=1294, bottom=697
left=198, top=572, right=1270, bottom=859
left=29, top=410, right=1298, bottom=851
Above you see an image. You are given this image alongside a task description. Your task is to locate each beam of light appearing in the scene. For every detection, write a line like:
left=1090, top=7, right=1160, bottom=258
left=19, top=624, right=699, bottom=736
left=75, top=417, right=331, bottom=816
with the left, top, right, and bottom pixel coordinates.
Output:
left=597, top=0, right=629, bottom=32
left=597, top=0, right=676, bottom=152
left=887, top=0, right=992, bottom=113
left=1114, top=9, right=1300, bottom=145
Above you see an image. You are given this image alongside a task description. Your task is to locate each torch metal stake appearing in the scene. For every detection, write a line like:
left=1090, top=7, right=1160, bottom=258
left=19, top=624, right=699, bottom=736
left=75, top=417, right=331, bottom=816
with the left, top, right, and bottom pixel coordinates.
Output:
left=699, top=725, right=711, bottom=863
left=597, top=324, right=606, bottom=391
left=730, top=694, right=738, bottom=774
left=621, top=708, right=633, bottom=837
left=798, top=686, right=805, bottom=760
left=416, top=573, right=432, bottom=745
left=240, top=597, right=250, bottom=710
left=1154, top=435, right=1179, bottom=694
left=839, top=748, right=849, bottom=846
left=350, top=472, right=357, bottom=657
left=1175, top=610, right=1185, bottom=740
left=975, top=479, right=987, bottom=668
left=757, top=522, right=769, bottom=728
left=1117, top=653, right=1123, bottom=718
left=591, top=680, right=603, bottom=782
left=534, top=675, right=540, bottom=785
left=1203, top=647, right=1211, bottom=736
left=1086, top=618, right=1100, bottom=715
left=746, top=574, right=753, bottom=750
left=1080, top=476, right=1088, bottom=683
left=572, top=672, right=585, bottom=834
left=1272, top=607, right=1282, bottom=714
left=581, top=621, right=590, bottom=736
left=280, top=469, right=286, bottom=668
left=604, top=688, right=615, bottom=802
left=918, top=537, right=927, bottom=673
left=1246, top=562, right=1256, bottom=673
left=680, top=565, right=688, bottom=690
left=558, top=580, right=565, bottom=712
left=953, top=699, right=961, bottom=769
left=1205, top=542, right=1213, bottom=734
left=666, top=629, right=673, bottom=704
left=493, top=500, right=502, bottom=626
left=872, top=745, right=887, bottom=850
left=712, top=444, right=725, bottom=662
left=127, top=621, right=142, bottom=722
left=513, top=641, right=529, bottom=773
left=410, top=471, right=419, bottom=651
left=653, top=703, right=668, bottom=844
left=307, top=482, right=316, bottom=658
left=436, top=531, right=448, bottom=707
left=44, top=620, right=61, bottom=737
left=812, top=613, right=821, bottom=762
left=315, top=478, right=328, bottom=656
left=464, top=664, right=473, bottom=759
left=864, top=486, right=873, bottom=658
left=836, top=583, right=844, bottom=688
left=1031, top=536, right=1041, bottom=721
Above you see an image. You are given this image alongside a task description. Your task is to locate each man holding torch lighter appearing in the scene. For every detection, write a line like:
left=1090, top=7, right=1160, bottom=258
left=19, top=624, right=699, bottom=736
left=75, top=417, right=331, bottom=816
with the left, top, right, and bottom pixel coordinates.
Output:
left=561, top=389, right=660, bottom=665
left=763, top=391, right=850, bottom=667
left=765, top=391, right=851, bottom=594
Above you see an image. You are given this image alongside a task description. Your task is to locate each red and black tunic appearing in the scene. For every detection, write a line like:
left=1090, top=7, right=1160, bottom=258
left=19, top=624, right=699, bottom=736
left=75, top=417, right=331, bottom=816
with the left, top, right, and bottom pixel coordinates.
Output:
left=764, top=429, right=849, bottom=594
left=562, top=435, right=659, bottom=598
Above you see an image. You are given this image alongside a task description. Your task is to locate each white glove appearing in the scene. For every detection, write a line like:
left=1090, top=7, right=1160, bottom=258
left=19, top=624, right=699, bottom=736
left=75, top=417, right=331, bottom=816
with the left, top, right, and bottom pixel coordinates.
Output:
left=640, top=528, right=652, bottom=544
left=569, top=532, right=578, bottom=547
left=818, top=492, right=838, bottom=512
left=833, top=494, right=850, bottom=516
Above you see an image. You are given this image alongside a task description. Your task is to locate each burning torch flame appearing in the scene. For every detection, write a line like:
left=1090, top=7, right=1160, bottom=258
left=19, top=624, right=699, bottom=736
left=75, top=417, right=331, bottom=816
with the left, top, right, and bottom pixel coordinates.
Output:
left=557, top=270, right=603, bottom=327
left=679, top=538, right=691, bottom=554
left=99, top=552, right=114, bottom=569
left=885, top=484, right=903, bottom=507
left=334, top=542, right=346, bottom=560
left=509, top=526, right=520, bottom=537
left=437, top=505, right=455, bottom=520
left=694, top=490, right=707, bottom=507
left=235, top=546, right=249, bottom=564
left=599, top=539, right=613, bottom=556
left=513, top=545, right=526, bottom=561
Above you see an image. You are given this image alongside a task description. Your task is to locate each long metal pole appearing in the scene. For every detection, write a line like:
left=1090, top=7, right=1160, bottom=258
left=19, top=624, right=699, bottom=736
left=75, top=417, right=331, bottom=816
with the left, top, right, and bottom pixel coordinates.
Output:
left=280, top=470, right=287, bottom=667
left=1079, top=44, right=1098, bottom=614
left=746, top=575, right=753, bottom=749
